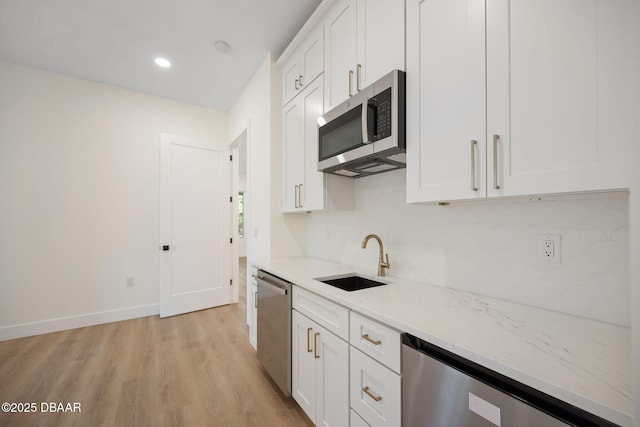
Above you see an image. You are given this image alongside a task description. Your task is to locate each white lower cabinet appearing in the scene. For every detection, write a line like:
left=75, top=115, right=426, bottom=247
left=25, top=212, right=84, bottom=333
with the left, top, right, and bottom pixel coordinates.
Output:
left=290, top=286, right=402, bottom=427
left=248, top=265, right=258, bottom=350
left=292, top=309, right=349, bottom=427
left=349, top=312, right=402, bottom=427
left=350, top=347, right=401, bottom=427
left=350, top=409, right=371, bottom=427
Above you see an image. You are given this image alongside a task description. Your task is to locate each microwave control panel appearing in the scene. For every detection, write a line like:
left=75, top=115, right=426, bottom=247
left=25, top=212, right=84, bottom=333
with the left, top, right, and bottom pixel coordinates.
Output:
left=369, top=87, right=393, bottom=142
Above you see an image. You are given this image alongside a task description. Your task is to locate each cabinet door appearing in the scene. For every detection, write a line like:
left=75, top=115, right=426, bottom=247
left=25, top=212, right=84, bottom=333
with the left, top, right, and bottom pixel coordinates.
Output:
left=356, top=0, right=405, bottom=88
left=351, top=410, right=371, bottom=427
left=350, top=348, right=401, bottom=427
left=315, top=319, right=350, bottom=427
left=282, top=98, right=305, bottom=212
left=406, top=0, right=487, bottom=203
left=324, top=0, right=357, bottom=111
left=249, top=282, right=257, bottom=350
left=282, top=57, right=300, bottom=106
left=486, top=0, right=630, bottom=196
left=301, top=77, right=326, bottom=211
left=299, top=25, right=324, bottom=90
left=292, top=310, right=317, bottom=421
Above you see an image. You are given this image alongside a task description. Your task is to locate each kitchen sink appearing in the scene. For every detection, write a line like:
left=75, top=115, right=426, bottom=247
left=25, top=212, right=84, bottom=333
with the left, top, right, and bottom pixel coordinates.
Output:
left=315, top=274, right=388, bottom=292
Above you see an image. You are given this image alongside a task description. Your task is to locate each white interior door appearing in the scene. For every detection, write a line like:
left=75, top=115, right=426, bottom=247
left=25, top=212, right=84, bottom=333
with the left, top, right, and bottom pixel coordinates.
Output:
left=160, top=133, right=231, bottom=318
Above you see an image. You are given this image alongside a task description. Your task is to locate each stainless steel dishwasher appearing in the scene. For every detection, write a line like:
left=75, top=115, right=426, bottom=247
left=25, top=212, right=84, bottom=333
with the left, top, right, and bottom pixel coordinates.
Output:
left=256, top=269, right=292, bottom=396
left=402, top=333, right=618, bottom=427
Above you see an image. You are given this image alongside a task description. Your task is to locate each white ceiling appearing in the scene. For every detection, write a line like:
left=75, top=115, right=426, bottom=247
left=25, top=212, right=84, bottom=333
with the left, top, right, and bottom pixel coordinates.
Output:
left=0, top=0, right=322, bottom=111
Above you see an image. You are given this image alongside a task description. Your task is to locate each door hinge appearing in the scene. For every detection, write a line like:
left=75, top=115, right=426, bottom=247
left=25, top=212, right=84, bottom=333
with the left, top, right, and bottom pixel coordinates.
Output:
left=229, top=154, right=233, bottom=161
left=230, top=196, right=233, bottom=203
left=229, top=279, right=233, bottom=286
left=229, top=237, right=233, bottom=244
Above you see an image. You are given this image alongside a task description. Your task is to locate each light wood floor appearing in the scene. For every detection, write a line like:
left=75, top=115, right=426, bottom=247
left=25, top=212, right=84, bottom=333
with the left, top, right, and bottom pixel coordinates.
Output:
left=0, top=258, right=313, bottom=427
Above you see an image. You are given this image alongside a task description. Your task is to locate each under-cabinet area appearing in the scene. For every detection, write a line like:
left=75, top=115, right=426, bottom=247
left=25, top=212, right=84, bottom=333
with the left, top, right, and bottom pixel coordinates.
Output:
left=252, top=258, right=632, bottom=427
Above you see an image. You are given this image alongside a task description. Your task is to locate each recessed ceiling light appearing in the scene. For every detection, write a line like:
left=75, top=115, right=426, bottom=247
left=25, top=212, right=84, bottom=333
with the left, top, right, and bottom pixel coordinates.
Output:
left=214, top=41, right=231, bottom=54
left=154, top=57, right=171, bottom=68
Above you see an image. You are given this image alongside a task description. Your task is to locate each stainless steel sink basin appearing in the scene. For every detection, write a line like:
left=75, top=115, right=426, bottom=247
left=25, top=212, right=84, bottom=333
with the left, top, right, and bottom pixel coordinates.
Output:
left=315, top=274, right=388, bottom=292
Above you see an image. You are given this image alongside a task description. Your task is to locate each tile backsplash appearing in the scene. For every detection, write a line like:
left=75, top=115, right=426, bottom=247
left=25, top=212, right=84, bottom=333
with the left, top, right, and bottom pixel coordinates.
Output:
left=306, top=170, right=630, bottom=327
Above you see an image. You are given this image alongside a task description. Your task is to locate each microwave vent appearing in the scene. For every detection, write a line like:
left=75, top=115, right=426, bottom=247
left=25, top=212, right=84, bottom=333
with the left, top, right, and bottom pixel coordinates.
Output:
left=387, top=153, right=406, bottom=163
left=333, top=169, right=359, bottom=177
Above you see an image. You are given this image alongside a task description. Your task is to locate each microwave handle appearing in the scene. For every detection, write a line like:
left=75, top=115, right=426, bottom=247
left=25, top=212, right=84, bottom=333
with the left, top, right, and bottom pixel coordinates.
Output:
left=362, top=101, right=370, bottom=144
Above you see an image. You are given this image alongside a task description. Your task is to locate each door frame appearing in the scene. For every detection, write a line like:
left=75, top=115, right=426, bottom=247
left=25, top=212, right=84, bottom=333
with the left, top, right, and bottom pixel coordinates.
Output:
left=229, top=124, right=251, bottom=313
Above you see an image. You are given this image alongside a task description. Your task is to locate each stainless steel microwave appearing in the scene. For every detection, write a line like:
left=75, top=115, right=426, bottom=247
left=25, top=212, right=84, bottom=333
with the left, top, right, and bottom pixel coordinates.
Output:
left=317, top=69, right=406, bottom=178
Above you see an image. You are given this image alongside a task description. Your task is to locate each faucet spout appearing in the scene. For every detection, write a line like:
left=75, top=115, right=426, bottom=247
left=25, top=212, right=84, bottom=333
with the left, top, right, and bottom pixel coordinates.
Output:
left=361, top=234, right=390, bottom=277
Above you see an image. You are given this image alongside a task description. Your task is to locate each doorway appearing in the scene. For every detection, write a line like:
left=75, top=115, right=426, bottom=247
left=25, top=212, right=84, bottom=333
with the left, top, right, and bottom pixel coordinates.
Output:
left=230, top=129, right=249, bottom=317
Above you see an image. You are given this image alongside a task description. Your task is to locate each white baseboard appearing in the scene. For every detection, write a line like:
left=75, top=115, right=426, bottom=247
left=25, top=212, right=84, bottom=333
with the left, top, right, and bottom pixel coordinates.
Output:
left=0, top=304, right=160, bottom=342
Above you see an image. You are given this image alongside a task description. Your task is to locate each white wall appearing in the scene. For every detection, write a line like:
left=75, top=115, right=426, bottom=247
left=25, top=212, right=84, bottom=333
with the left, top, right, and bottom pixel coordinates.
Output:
left=228, top=53, right=306, bottom=262
left=307, top=170, right=630, bottom=327
left=0, top=61, right=228, bottom=338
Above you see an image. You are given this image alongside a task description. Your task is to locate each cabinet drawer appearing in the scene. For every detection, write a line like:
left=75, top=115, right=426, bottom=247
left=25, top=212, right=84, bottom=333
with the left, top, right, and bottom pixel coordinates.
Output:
left=292, top=286, right=349, bottom=340
left=350, top=312, right=401, bottom=373
left=350, top=348, right=401, bottom=427
left=351, top=409, right=370, bottom=427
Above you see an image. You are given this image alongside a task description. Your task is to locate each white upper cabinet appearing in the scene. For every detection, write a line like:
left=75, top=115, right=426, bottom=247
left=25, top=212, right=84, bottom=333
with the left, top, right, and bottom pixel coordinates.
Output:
left=283, top=76, right=353, bottom=213
left=282, top=94, right=306, bottom=211
left=324, top=0, right=405, bottom=111
left=486, top=0, right=630, bottom=197
left=407, top=0, right=630, bottom=203
left=283, top=77, right=325, bottom=212
left=406, top=0, right=487, bottom=202
left=324, top=0, right=358, bottom=110
left=356, top=0, right=405, bottom=88
left=283, top=25, right=324, bottom=106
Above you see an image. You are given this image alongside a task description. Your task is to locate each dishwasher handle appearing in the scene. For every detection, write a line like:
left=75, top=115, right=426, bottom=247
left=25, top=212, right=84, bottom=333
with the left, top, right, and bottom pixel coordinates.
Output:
left=257, top=277, right=288, bottom=295
left=256, top=270, right=291, bottom=295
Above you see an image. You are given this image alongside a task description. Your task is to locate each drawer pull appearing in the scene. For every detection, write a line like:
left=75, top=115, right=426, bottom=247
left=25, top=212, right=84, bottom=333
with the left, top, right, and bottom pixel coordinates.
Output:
left=362, top=334, right=382, bottom=346
left=306, top=327, right=313, bottom=353
left=363, top=386, right=382, bottom=402
left=493, top=134, right=501, bottom=190
left=314, top=332, right=320, bottom=359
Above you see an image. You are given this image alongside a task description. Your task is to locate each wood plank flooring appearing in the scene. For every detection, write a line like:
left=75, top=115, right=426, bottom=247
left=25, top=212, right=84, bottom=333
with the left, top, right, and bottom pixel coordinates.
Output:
left=0, top=258, right=313, bottom=427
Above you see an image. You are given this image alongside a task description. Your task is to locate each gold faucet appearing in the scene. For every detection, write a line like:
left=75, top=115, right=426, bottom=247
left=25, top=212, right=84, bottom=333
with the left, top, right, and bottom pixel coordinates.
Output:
left=361, top=234, right=390, bottom=277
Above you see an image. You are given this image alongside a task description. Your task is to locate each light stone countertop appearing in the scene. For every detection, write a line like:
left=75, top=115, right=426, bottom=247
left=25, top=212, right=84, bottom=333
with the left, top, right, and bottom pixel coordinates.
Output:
left=252, top=256, right=633, bottom=427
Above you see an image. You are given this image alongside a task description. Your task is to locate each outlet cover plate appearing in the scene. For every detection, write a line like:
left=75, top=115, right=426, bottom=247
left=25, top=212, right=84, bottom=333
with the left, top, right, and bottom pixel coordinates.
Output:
left=538, top=234, right=561, bottom=263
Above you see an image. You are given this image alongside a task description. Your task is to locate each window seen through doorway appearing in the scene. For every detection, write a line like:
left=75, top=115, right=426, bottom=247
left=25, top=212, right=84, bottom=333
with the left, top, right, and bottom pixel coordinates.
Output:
left=238, top=192, right=244, bottom=239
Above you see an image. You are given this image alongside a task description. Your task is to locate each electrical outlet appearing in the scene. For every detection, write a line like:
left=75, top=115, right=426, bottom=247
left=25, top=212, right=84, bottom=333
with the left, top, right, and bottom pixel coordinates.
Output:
left=126, top=277, right=135, bottom=287
left=538, top=234, right=561, bottom=263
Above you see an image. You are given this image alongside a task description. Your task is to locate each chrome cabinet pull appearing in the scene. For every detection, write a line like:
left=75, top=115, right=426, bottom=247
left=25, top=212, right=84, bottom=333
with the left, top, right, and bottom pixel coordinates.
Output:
left=299, top=183, right=303, bottom=208
left=348, top=70, right=354, bottom=97
left=306, top=327, right=313, bottom=353
left=362, top=334, right=382, bottom=346
left=363, top=386, right=382, bottom=402
left=314, top=332, right=320, bottom=359
left=299, top=75, right=304, bottom=86
left=470, top=140, right=478, bottom=192
left=493, top=134, right=501, bottom=189
left=356, top=64, right=362, bottom=92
